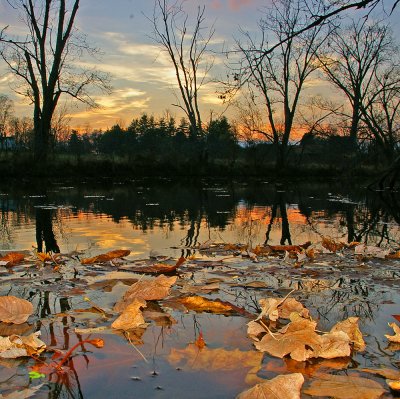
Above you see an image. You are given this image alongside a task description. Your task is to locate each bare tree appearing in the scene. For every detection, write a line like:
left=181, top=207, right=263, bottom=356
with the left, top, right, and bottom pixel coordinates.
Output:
left=150, top=0, right=214, bottom=139
left=234, top=0, right=331, bottom=171
left=318, top=19, right=394, bottom=147
left=360, top=63, right=400, bottom=162
left=0, top=0, right=110, bottom=163
left=0, top=94, right=14, bottom=141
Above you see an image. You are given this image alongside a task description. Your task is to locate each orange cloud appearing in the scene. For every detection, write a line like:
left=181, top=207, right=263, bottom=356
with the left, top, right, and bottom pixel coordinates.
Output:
left=229, top=0, right=254, bottom=10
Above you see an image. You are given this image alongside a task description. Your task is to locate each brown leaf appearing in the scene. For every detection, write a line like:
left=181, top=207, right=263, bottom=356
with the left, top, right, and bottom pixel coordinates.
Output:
left=195, top=331, right=206, bottom=349
left=37, top=252, right=53, bottom=262
left=254, top=318, right=322, bottom=361
left=179, top=295, right=233, bottom=314
left=330, top=317, right=365, bottom=351
left=361, top=367, right=400, bottom=381
left=236, top=373, right=304, bottom=399
left=321, top=236, right=346, bottom=252
left=168, top=344, right=263, bottom=372
left=0, top=332, right=46, bottom=358
left=111, top=299, right=148, bottom=331
left=81, top=249, right=131, bottom=264
left=303, top=373, right=386, bottom=399
left=127, top=256, right=185, bottom=274
left=385, top=322, right=400, bottom=343
left=393, top=315, right=400, bottom=323
left=0, top=252, right=25, bottom=267
left=316, top=331, right=351, bottom=359
left=257, top=297, right=310, bottom=321
left=114, top=274, right=177, bottom=312
left=0, top=296, right=33, bottom=324
left=267, top=241, right=311, bottom=253
left=142, top=310, right=177, bottom=327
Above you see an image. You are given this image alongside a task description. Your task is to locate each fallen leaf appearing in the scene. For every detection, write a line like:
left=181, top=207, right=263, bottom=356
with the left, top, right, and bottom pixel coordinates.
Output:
left=195, top=331, right=206, bottom=349
left=169, top=344, right=263, bottom=372
left=362, top=367, right=400, bottom=381
left=0, top=384, right=44, bottom=399
left=354, top=244, right=390, bottom=259
left=321, top=236, right=346, bottom=252
left=179, top=296, right=233, bottom=314
left=387, top=379, right=400, bottom=392
left=267, top=241, right=311, bottom=253
left=393, top=315, right=400, bottom=323
left=257, top=297, right=310, bottom=321
left=0, top=296, right=33, bottom=324
left=252, top=317, right=352, bottom=361
left=81, top=249, right=131, bottom=264
left=0, top=252, right=25, bottom=267
left=303, top=373, right=386, bottom=399
left=385, top=322, right=400, bottom=343
left=0, top=332, right=46, bottom=358
left=254, top=318, right=322, bottom=361
left=112, top=298, right=148, bottom=331
left=180, top=282, right=220, bottom=294
left=126, top=256, right=186, bottom=274
left=142, top=310, right=177, bottom=326
left=37, top=252, right=53, bottom=262
left=330, top=317, right=365, bottom=351
left=236, top=373, right=304, bottom=399
left=114, top=274, right=177, bottom=312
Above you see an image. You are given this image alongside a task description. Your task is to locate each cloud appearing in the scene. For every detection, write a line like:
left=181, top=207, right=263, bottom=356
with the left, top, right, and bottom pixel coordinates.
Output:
left=228, top=0, right=254, bottom=11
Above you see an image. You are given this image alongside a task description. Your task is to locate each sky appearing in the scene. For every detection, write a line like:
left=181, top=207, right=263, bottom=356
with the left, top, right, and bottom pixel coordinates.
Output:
left=0, top=0, right=399, bottom=131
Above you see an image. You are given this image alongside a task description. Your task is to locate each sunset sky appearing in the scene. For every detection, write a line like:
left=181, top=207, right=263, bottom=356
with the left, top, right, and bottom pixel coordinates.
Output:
left=0, top=0, right=398, bottom=131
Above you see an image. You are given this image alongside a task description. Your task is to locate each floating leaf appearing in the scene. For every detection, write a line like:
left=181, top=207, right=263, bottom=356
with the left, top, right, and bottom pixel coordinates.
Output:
left=330, top=317, right=365, bottom=351
left=362, top=367, right=400, bottom=381
left=303, top=373, right=386, bottom=399
left=236, top=373, right=304, bottom=399
left=257, top=297, right=309, bottom=322
left=81, top=249, right=131, bottom=264
left=114, top=274, right=177, bottom=312
left=321, top=236, right=345, bottom=253
left=267, top=241, right=311, bottom=253
left=0, top=332, right=46, bottom=358
left=0, top=252, right=25, bottom=267
left=385, top=323, right=400, bottom=343
left=179, top=295, right=233, bottom=314
left=0, top=296, right=33, bottom=324
left=127, top=256, right=185, bottom=274
left=253, top=318, right=321, bottom=361
left=112, top=299, right=148, bottom=331
left=37, top=252, right=53, bottom=262
left=195, top=331, right=206, bottom=349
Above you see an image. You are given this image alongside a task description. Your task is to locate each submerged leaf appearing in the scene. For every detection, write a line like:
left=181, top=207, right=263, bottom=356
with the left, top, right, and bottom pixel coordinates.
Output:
left=0, top=296, right=33, bottom=324
left=304, top=373, right=386, bottom=399
left=236, top=373, right=304, bottom=399
left=81, top=249, right=131, bottom=264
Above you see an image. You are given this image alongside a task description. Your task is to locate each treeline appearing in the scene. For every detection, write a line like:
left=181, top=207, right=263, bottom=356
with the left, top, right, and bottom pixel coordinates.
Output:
left=0, top=111, right=387, bottom=178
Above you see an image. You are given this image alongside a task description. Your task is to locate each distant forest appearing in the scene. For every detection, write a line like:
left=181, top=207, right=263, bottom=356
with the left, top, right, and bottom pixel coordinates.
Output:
left=1, top=0, right=399, bottom=179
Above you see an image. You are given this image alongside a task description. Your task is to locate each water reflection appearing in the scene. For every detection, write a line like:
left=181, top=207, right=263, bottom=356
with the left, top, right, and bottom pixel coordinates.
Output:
left=1, top=179, right=400, bottom=253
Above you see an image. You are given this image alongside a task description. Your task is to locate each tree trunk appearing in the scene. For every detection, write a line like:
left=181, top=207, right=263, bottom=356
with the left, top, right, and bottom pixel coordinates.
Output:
left=34, top=117, right=51, bottom=164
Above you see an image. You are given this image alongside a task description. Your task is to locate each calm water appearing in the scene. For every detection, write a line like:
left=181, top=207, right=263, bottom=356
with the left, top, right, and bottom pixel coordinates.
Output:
left=1, top=178, right=400, bottom=398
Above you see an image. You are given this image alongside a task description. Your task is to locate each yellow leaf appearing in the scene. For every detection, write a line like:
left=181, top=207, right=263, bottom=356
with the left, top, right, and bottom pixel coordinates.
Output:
left=179, top=295, right=233, bottom=314
left=81, top=249, right=131, bottom=264
left=237, top=373, right=304, bottom=399
left=37, top=252, right=52, bottom=262
left=385, top=323, right=400, bottom=343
